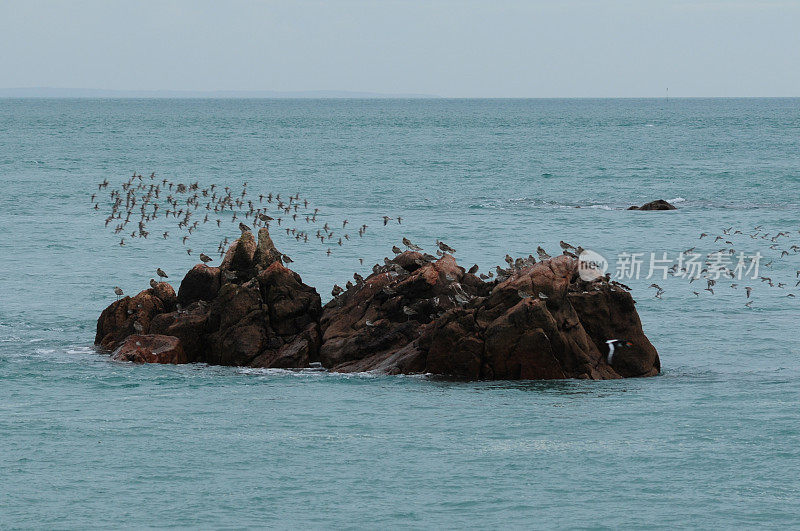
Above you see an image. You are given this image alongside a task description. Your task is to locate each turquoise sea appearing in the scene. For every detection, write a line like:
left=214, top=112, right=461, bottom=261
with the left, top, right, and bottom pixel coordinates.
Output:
left=1, top=98, right=799, bottom=528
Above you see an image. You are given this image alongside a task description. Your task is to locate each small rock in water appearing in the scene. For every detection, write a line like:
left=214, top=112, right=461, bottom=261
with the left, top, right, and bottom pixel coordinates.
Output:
left=628, top=199, right=677, bottom=211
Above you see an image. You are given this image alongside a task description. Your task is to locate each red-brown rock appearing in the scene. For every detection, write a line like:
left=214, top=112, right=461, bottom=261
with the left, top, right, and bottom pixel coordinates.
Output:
left=149, top=301, right=211, bottom=362
left=95, top=231, right=660, bottom=381
left=178, top=264, right=220, bottom=305
left=319, top=253, right=659, bottom=380
left=111, top=334, right=188, bottom=364
left=95, top=287, right=171, bottom=350
left=319, top=252, right=490, bottom=371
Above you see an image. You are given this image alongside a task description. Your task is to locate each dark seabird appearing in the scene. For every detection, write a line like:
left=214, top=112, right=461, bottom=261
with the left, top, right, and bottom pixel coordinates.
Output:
left=536, top=246, right=550, bottom=261
left=156, top=268, right=168, bottom=280
left=402, top=237, right=422, bottom=251
left=199, top=253, right=213, bottom=263
left=436, top=240, right=456, bottom=254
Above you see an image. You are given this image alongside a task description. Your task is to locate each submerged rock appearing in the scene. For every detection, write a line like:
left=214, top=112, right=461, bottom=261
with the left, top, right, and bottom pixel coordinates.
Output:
left=628, top=199, right=677, bottom=211
left=95, top=228, right=660, bottom=380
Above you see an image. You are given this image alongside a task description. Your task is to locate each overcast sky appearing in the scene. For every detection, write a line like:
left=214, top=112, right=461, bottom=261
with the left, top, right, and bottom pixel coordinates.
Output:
left=1, top=0, right=799, bottom=97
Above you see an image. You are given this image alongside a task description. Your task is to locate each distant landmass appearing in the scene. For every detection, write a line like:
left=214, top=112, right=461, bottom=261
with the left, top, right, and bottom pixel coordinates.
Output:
left=0, top=87, right=440, bottom=99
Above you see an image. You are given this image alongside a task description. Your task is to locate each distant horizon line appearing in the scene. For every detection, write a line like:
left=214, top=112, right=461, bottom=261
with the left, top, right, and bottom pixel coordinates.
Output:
left=2, top=87, right=799, bottom=99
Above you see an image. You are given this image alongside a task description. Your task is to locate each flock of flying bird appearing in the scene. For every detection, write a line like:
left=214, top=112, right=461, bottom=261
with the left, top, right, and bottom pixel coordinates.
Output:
left=92, top=171, right=407, bottom=264
left=646, top=225, right=800, bottom=307
left=94, top=172, right=443, bottom=299
left=95, top=173, right=799, bottom=308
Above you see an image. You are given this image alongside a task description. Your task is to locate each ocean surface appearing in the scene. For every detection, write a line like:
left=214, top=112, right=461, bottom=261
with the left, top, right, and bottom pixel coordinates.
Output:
left=1, top=98, right=799, bottom=528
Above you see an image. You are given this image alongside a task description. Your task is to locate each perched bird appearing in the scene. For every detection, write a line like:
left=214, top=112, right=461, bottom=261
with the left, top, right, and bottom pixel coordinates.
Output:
left=436, top=240, right=456, bottom=254
left=156, top=268, right=168, bottom=280
left=239, top=222, right=251, bottom=233
left=113, top=286, right=124, bottom=300
left=537, top=246, right=550, bottom=261
left=402, top=237, right=422, bottom=251
left=199, top=253, right=213, bottom=264
left=149, top=278, right=158, bottom=289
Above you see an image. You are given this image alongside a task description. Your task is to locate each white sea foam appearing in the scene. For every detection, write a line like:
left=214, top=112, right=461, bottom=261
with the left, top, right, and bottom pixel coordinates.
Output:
left=65, top=346, right=96, bottom=355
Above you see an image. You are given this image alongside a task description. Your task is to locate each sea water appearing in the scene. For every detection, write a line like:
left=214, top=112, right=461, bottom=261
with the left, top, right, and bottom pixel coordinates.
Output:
left=1, top=98, right=799, bottom=528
